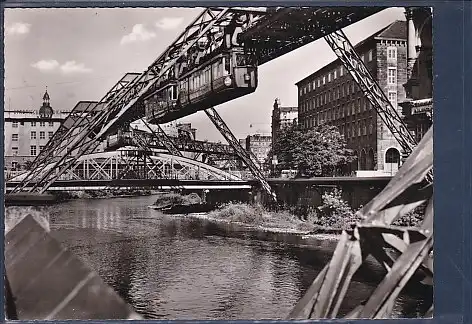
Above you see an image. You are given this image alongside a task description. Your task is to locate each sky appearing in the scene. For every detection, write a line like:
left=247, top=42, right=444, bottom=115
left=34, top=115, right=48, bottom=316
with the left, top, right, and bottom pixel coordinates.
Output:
left=4, top=7, right=405, bottom=142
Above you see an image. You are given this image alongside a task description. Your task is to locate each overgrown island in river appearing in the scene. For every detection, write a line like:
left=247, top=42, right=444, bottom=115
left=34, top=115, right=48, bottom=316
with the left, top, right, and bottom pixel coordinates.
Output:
left=149, top=189, right=426, bottom=236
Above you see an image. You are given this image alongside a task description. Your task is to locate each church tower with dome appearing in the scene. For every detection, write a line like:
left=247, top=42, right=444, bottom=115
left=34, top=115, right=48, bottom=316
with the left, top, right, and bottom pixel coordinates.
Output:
left=39, top=88, right=54, bottom=119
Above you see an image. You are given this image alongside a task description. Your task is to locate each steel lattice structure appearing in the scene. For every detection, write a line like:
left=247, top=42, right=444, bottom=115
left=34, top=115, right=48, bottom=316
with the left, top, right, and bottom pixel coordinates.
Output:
left=323, top=29, right=433, bottom=183
left=13, top=7, right=269, bottom=194
left=14, top=6, right=425, bottom=195
left=9, top=151, right=242, bottom=184
left=205, top=107, right=275, bottom=201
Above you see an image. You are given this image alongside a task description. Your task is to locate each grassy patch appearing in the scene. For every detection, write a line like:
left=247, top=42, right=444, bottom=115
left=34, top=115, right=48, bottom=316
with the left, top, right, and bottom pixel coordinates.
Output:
left=207, top=203, right=315, bottom=232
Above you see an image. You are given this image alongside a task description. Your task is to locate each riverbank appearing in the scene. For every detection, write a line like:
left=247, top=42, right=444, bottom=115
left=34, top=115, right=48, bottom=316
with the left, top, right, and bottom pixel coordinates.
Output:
left=51, top=189, right=155, bottom=201
left=149, top=202, right=343, bottom=249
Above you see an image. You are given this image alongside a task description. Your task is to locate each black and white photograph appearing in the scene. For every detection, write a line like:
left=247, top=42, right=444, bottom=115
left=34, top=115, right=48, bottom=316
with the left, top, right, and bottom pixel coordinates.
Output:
left=4, top=6, right=433, bottom=320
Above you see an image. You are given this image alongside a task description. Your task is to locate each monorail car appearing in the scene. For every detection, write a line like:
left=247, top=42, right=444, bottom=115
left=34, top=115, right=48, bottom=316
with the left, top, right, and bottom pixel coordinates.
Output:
left=144, top=47, right=258, bottom=124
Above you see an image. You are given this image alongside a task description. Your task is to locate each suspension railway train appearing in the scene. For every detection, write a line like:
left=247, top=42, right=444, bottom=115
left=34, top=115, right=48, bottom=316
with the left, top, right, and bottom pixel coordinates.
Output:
left=143, top=47, right=258, bottom=124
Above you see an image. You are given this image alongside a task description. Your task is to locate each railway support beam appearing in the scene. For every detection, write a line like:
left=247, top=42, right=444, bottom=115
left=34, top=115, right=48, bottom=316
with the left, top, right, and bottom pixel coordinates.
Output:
left=204, top=107, right=276, bottom=203
left=287, top=127, right=433, bottom=319
left=323, top=28, right=432, bottom=184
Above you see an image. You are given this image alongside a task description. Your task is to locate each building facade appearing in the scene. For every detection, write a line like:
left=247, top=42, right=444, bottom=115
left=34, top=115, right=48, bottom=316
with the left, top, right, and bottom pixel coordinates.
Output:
left=244, top=134, right=272, bottom=167
left=399, top=7, right=433, bottom=142
left=4, top=90, right=69, bottom=170
left=296, top=20, right=408, bottom=175
left=271, top=98, right=298, bottom=149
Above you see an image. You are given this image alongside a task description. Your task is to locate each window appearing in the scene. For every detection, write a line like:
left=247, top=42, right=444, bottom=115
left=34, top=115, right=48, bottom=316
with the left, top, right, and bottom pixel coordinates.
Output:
left=387, top=46, right=397, bottom=60
left=48, top=131, right=54, bottom=139
left=317, top=79, right=321, bottom=87
left=361, top=54, right=365, bottom=62
left=31, top=131, right=36, bottom=139
left=369, top=118, right=374, bottom=134
left=352, top=102, right=356, bottom=115
left=340, top=65, right=344, bottom=76
left=12, top=121, right=18, bottom=128
left=31, top=121, right=36, bottom=127
left=363, top=120, right=367, bottom=135
left=12, top=134, right=18, bottom=141
left=323, top=76, right=326, bottom=85
left=40, top=146, right=45, bottom=152
left=312, top=80, right=316, bottom=90
left=39, top=121, right=46, bottom=127
left=388, top=91, right=398, bottom=108
left=357, top=98, right=361, bottom=113
left=388, top=68, right=397, bottom=84
left=368, top=49, right=373, bottom=62
left=334, top=69, right=337, bottom=79
left=30, top=145, right=37, bottom=156
left=49, top=121, right=54, bottom=127
left=12, top=147, right=18, bottom=156
left=328, top=73, right=332, bottom=82
left=40, top=131, right=45, bottom=139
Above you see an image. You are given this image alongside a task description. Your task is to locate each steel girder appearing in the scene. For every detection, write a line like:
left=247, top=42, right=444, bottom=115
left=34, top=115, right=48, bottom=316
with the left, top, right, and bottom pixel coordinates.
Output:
left=323, top=29, right=433, bottom=183
left=288, top=127, right=433, bottom=319
left=205, top=107, right=276, bottom=202
left=118, top=127, right=236, bottom=156
left=9, top=151, right=242, bottom=183
left=240, top=7, right=384, bottom=65
left=11, top=73, right=141, bottom=194
left=15, top=8, right=255, bottom=194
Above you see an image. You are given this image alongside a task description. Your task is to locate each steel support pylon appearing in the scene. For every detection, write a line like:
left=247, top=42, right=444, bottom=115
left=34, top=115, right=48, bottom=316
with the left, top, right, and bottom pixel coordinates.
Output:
left=323, top=29, right=433, bottom=183
left=205, top=107, right=276, bottom=202
left=288, top=126, right=433, bottom=319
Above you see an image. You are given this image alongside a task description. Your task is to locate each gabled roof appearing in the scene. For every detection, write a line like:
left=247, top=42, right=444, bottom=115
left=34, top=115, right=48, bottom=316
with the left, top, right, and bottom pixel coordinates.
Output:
left=296, top=20, right=406, bottom=86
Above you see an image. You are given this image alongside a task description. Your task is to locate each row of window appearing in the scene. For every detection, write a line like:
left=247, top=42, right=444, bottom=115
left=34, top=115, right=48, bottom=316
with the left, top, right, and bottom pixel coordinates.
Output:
left=10, top=145, right=45, bottom=156
left=299, top=69, right=398, bottom=114
left=299, top=46, right=398, bottom=97
left=301, top=118, right=374, bottom=139
left=301, top=97, right=373, bottom=121
left=299, top=49, right=380, bottom=96
left=11, top=131, right=54, bottom=141
left=299, top=90, right=397, bottom=128
left=12, top=121, right=55, bottom=128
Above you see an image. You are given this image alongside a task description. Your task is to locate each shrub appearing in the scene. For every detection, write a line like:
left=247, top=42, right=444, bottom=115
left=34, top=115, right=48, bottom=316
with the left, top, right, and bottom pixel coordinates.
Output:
left=393, top=203, right=426, bottom=227
left=312, top=188, right=361, bottom=230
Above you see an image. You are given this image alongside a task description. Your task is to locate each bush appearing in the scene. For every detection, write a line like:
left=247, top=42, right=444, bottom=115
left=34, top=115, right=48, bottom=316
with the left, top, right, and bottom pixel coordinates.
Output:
left=312, top=188, right=361, bottom=230
left=392, top=203, right=426, bottom=227
left=208, top=202, right=315, bottom=232
left=153, top=192, right=202, bottom=207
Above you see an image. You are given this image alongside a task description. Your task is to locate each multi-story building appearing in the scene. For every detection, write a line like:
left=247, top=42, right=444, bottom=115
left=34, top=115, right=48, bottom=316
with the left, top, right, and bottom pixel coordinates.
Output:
left=399, top=7, right=433, bottom=142
left=245, top=134, right=272, bottom=167
left=176, top=123, right=197, bottom=140
left=295, top=20, right=407, bottom=175
left=271, top=98, right=298, bottom=148
left=4, top=90, right=70, bottom=170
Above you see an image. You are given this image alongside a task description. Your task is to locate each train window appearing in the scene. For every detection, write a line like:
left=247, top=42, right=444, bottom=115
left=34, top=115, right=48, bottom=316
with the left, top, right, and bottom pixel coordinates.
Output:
left=171, top=85, right=177, bottom=100
left=224, top=57, right=230, bottom=75
left=235, top=53, right=247, bottom=66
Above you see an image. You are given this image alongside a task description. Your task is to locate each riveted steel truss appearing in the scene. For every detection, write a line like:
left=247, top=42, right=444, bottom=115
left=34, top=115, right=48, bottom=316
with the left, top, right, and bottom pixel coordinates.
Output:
left=11, top=73, right=141, bottom=194
left=205, top=107, right=276, bottom=202
left=15, top=8, right=255, bottom=194
left=13, top=7, right=390, bottom=194
left=323, top=29, right=433, bottom=183
left=288, top=126, right=433, bottom=319
left=241, top=7, right=384, bottom=65
left=9, top=151, right=241, bottom=184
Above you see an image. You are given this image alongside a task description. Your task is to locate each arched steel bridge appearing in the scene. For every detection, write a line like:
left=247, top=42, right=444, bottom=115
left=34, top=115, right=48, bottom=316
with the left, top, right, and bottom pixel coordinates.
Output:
left=11, top=6, right=428, bottom=198
left=7, top=149, right=244, bottom=189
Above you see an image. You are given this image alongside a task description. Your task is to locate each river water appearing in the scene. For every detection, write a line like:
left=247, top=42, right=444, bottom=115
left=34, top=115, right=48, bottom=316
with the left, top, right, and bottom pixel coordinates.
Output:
left=20, top=195, right=431, bottom=320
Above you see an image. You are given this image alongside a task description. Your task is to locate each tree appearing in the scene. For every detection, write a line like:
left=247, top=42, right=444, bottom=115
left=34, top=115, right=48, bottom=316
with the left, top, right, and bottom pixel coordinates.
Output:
left=272, top=124, right=356, bottom=177
left=269, top=123, right=304, bottom=173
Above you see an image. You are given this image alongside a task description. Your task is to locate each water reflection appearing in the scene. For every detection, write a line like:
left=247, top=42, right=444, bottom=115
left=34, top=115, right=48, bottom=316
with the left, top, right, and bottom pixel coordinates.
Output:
left=10, top=195, right=431, bottom=320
